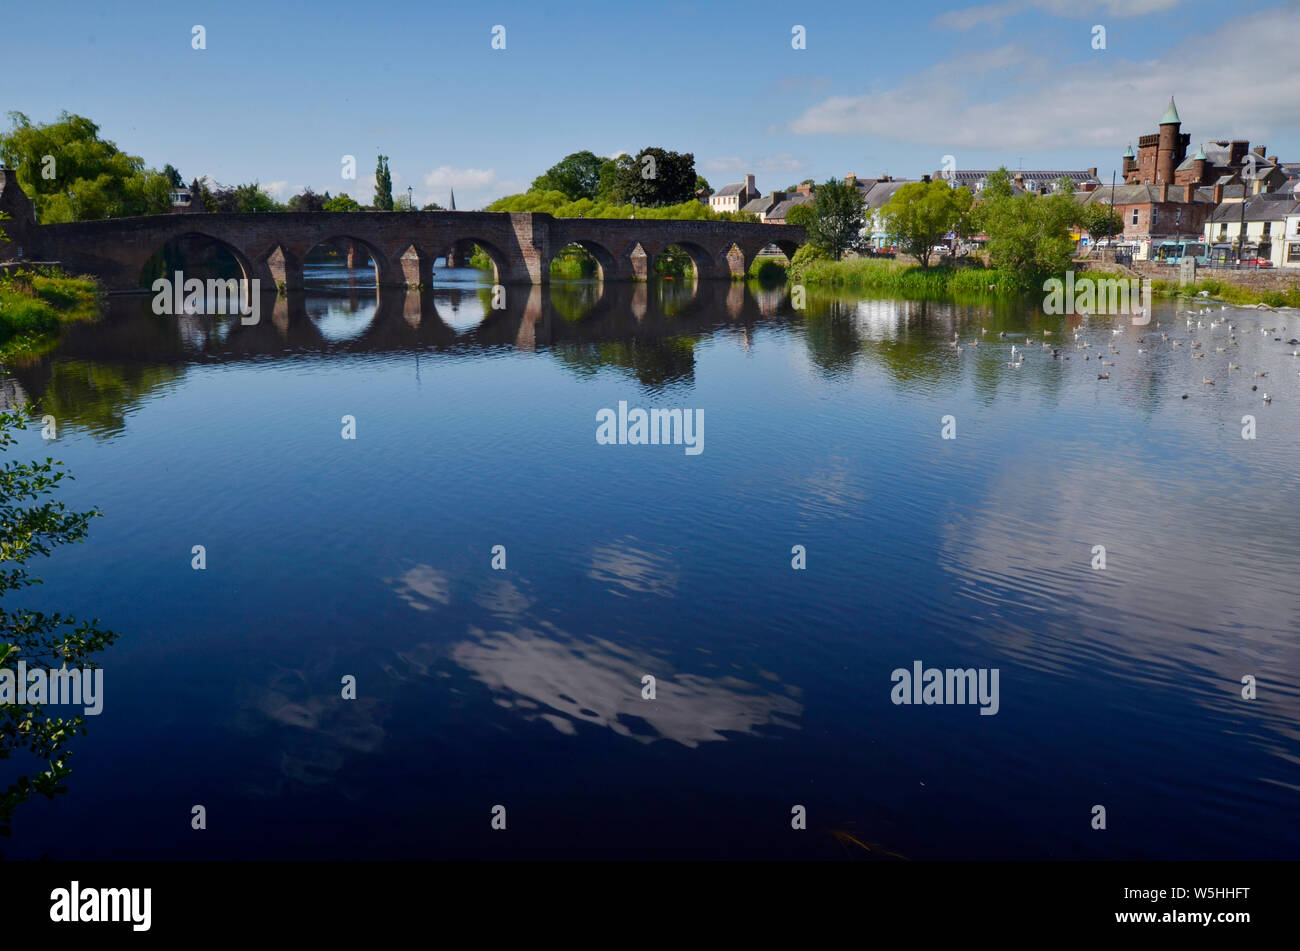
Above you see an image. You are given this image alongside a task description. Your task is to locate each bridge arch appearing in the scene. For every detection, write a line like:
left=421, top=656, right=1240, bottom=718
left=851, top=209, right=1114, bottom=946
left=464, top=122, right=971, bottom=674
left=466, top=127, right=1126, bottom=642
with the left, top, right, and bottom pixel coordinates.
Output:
left=298, top=234, right=397, bottom=288
left=139, top=231, right=258, bottom=291
left=548, top=239, right=618, bottom=282
left=435, top=236, right=509, bottom=284
left=656, top=240, right=719, bottom=282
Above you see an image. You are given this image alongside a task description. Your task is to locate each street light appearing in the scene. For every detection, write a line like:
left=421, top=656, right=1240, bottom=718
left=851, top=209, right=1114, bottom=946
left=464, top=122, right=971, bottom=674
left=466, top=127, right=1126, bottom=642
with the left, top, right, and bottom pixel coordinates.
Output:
left=407, top=185, right=413, bottom=211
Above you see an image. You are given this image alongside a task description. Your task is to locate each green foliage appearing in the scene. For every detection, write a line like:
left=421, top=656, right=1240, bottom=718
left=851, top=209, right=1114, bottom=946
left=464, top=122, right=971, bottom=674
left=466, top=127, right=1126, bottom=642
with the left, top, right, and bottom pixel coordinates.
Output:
left=785, top=203, right=816, bottom=228
left=198, top=179, right=281, bottom=214
left=694, top=174, right=711, bottom=196
left=974, top=167, right=1080, bottom=286
left=609, top=147, right=698, bottom=207
left=790, top=257, right=1022, bottom=299
left=550, top=246, right=599, bottom=279
left=487, top=189, right=750, bottom=221
left=808, top=178, right=866, bottom=260
left=880, top=180, right=973, bottom=268
left=286, top=188, right=328, bottom=213
left=747, top=255, right=787, bottom=283
left=0, top=268, right=100, bottom=360
left=0, top=112, right=172, bottom=223
left=161, top=164, right=184, bottom=188
left=786, top=242, right=832, bottom=280
left=655, top=247, right=695, bottom=278
left=531, top=151, right=606, bottom=201
left=1080, top=201, right=1123, bottom=240
left=596, top=160, right=619, bottom=201
left=467, top=246, right=495, bottom=271
left=0, top=409, right=117, bottom=840
left=420, top=201, right=444, bottom=211
left=373, top=154, right=393, bottom=211
left=322, top=193, right=361, bottom=213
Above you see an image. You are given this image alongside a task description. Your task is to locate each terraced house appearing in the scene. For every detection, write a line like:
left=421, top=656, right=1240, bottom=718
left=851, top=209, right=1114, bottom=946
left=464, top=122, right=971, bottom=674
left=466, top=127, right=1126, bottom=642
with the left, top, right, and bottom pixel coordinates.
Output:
left=1203, top=193, right=1300, bottom=268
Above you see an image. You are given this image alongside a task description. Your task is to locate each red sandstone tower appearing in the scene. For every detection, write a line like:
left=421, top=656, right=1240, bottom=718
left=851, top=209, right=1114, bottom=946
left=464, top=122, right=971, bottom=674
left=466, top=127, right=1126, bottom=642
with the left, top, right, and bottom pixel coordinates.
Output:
left=1156, top=97, right=1180, bottom=184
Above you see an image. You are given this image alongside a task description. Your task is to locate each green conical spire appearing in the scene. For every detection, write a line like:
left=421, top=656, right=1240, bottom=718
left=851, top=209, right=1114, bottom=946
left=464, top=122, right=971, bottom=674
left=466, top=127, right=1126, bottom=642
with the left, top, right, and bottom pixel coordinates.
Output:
left=1193, top=144, right=1206, bottom=160
left=1123, top=143, right=1135, bottom=158
left=1160, top=97, right=1181, bottom=125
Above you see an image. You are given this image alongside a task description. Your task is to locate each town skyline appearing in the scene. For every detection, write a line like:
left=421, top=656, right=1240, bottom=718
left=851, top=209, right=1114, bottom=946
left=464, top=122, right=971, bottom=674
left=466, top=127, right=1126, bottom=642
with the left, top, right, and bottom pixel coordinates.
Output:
left=7, top=0, right=1299, bottom=209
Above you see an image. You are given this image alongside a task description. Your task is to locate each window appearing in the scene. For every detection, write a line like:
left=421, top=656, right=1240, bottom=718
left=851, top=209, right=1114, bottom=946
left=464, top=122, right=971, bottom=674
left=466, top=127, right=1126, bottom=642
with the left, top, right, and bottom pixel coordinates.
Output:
left=1131, top=208, right=1139, bottom=225
left=1152, top=208, right=1159, bottom=228
left=1176, top=209, right=1182, bottom=227
left=1288, top=243, right=1300, bottom=263
left=1263, top=221, right=1272, bottom=236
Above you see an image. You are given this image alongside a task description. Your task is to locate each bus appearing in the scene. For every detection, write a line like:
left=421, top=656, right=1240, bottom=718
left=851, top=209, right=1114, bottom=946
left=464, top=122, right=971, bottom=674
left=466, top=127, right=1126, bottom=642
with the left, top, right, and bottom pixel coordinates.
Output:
left=1155, top=240, right=1209, bottom=266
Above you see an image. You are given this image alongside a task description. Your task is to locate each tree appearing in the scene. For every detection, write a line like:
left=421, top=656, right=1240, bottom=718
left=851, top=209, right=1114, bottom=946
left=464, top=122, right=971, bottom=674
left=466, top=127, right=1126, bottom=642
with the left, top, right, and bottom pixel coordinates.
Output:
left=203, top=181, right=279, bottom=214
left=1, top=409, right=117, bottom=842
left=286, top=188, right=327, bottom=213
left=323, top=193, right=361, bottom=213
left=879, top=179, right=973, bottom=268
left=807, top=178, right=867, bottom=260
left=596, top=159, right=619, bottom=201
left=373, top=154, right=393, bottom=211
left=695, top=174, right=712, bottom=196
left=1080, top=201, right=1123, bottom=242
left=0, top=111, right=172, bottom=223
left=161, top=164, right=184, bottom=188
left=531, top=151, right=605, bottom=201
left=785, top=203, right=816, bottom=228
left=975, top=168, right=1080, bottom=283
left=420, top=201, right=444, bottom=211
left=610, top=147, right=698, bottom=207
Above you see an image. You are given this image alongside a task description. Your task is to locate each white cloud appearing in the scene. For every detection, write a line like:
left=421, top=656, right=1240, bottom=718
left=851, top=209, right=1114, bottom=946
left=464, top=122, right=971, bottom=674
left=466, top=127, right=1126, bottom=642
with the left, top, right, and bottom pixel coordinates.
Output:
left=702, top=153, right=807, bottom=177
left=791, top=10, right=1300, bottom=154
left=936, top=0, right=1185, bottom=30
left=415, top=166, right=528, bottom=209
left=262, top=181, right=297, bottom=200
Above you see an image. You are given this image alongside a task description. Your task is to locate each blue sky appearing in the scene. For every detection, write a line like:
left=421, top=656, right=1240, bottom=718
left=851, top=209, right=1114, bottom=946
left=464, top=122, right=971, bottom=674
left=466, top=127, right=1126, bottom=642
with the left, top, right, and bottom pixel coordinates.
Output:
left=5, top=0, right=1298, bottom=207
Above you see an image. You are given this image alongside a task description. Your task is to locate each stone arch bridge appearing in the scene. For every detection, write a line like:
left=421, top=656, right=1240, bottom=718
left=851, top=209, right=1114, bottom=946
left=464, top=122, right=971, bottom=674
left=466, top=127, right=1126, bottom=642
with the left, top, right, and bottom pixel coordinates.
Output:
left=26, top=211, right=805, bottom=291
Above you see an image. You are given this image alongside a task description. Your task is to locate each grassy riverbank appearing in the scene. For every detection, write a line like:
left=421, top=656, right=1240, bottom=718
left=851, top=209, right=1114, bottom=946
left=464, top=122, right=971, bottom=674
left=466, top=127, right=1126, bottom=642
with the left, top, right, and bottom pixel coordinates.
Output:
left=1085, top=270, right=1300, bottom=309
left=0, top=267, right=101, bottom=361
left=787, top=257, right=1026, bottom=299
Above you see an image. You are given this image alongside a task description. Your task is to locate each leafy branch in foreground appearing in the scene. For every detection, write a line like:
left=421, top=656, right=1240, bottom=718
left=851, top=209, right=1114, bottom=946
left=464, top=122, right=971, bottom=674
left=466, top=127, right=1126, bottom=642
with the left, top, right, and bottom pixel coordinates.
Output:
left=0, top=408, right=117, bottom=839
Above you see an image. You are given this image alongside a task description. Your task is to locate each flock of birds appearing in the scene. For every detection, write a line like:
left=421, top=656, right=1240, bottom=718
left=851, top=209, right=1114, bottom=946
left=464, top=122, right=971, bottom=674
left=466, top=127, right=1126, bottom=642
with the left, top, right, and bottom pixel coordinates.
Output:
left=947, top=298, right=1299, bottom=404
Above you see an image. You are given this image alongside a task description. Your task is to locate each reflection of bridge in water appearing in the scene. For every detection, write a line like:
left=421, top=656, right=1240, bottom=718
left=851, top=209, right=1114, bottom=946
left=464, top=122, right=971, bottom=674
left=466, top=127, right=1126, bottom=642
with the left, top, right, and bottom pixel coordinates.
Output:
left=8, top=281, right=805, bottom=401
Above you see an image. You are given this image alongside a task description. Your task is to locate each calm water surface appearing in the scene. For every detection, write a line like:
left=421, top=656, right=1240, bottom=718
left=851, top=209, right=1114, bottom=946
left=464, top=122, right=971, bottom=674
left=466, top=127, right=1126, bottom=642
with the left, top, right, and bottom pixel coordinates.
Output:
left=3, top=260, right=1297, bottom=860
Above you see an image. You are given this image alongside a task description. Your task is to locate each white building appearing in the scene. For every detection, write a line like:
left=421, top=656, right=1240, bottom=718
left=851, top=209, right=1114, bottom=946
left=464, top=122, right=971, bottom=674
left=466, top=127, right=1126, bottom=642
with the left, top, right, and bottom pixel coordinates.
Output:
left=709, top=174, right=760, bottom=214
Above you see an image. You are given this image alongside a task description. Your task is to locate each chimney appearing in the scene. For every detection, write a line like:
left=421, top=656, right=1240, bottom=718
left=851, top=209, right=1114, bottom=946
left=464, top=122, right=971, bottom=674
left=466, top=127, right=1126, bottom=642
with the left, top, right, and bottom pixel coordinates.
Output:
left=1268, top=155, right=1278, bottom=165
left=744, top=173, right=756, bottom=194
left=1213, top=184, right=1223, bottom=203
left=845, top=173, right=857, bottom=187
left=1087, top=167, right=1097, bottom=178
left=796, top=183, right=813, bottom=196
left=1183, top=183, right=1194, bottom=202
left=1159, top=182, right=1169, bottom=202
left=1252, top=145, right=1266, bottom=158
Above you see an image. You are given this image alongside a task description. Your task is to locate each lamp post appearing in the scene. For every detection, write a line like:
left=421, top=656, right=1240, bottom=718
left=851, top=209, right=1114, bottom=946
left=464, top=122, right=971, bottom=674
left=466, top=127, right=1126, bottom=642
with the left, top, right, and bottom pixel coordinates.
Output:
left=407, top=185, right=413, bottom=211
left=1236, top=182, right=1247, bottom=267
